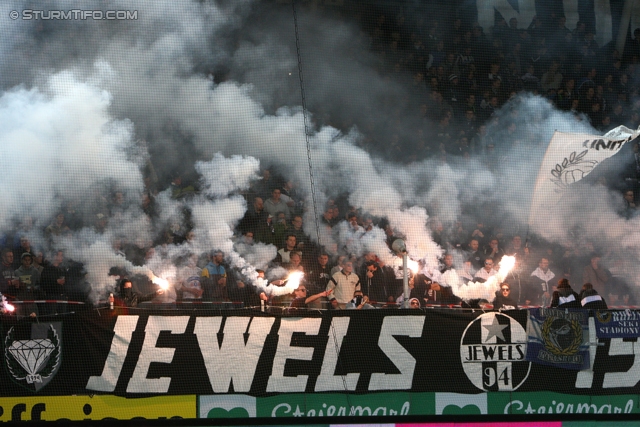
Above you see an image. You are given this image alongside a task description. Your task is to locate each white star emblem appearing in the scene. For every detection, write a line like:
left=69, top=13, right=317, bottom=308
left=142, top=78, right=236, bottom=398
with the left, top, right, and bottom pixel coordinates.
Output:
left=483, top=315, right=508, bottom=341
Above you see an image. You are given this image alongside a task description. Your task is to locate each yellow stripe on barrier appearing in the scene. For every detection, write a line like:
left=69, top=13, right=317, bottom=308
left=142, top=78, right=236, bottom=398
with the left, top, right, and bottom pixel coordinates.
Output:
left=0, top=395, right=196, bottom=421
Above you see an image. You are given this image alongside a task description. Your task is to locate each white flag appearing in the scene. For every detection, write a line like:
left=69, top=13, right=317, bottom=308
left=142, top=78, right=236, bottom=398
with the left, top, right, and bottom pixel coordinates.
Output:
left=529, top=125, right=639, bottom=233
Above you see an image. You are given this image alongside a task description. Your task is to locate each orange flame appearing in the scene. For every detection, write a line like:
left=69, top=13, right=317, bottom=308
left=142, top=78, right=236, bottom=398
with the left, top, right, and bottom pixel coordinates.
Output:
left=407, top=259, right=419, bottom=274
left=285, top=271, right=304, bottom=289
left=152, top=275, right=170, bottom=290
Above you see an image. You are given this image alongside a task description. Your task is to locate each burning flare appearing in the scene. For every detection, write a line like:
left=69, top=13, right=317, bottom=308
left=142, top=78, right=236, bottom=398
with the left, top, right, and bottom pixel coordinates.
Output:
left=255, top=270, right=306, bottom=298
left=1, top=294, right=15, bottom=313
left=283, top=271, right=304, bottom=293
left=453, top=255, right=516, bottom=302
left=496, top=255, right=516, bottom=281
left=151, top=275, right=170, bottom=290
left=407, top=259, right=419, bottom=274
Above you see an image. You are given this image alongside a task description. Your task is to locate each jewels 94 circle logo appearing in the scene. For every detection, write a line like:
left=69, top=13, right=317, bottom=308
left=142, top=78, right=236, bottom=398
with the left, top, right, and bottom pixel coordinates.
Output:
left=460, top=312, right=531, bottom=392
left=4, top=323, right=62, bottom=392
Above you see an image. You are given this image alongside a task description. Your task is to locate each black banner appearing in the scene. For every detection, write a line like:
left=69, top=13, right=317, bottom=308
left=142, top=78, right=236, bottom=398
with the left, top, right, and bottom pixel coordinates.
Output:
left=1, top=308, right=640, bottom=397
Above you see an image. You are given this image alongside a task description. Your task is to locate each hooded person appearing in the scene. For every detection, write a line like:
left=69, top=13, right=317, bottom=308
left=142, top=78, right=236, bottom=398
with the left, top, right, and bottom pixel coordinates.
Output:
left=425, top=282, right=462, bottom=305
left=114, top=278, right=163, bottom=308
left=10, top=252, right=42, bottom=318
left=492, top=282, right=519, bottom=310
left=347, top=289, right=375, bottom=309
left=409, top=274, right=432, bottom=304
left=289, top=285, right=333, bottom=310
left=579, top=283, right=608, bottom=309
left=550, top=278, right=581, bottom=308
left=14, top=252, right=41, bottom=299
left=360, top=259, right=389, bottom=304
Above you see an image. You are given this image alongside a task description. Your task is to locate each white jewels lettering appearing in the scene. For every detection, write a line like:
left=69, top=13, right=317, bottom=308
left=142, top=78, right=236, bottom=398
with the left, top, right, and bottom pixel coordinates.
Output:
left=464, top=344, right=525, bottom=362
left=369, top=316, right=424, bottom=391
left=266, top=318, right=322, bottom=393
left=194, top=316, right=274, bottom=393
left=127, top=316, right=190, bottom=393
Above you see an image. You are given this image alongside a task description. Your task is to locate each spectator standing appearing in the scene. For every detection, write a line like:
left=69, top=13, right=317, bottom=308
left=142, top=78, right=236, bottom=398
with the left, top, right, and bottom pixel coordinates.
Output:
left=529, top=257, right=555, bottom=306
left=492, top=283, right=518, bottom=309
left=550, top=279, right=581, bottom=308
left=306, top=252, right=333, bottom=309
left=275, top=235, right=301, bottom=265
left=1, top=249, right=18, bottom=294
left=264, top=188, right=291, bottom=220
left=474, top=258, right=497, bottom=282
left=327, top=260, right=361, bottom=310
left=178, top=255, right=203, bottom=300
left=583, top=254, right=610, bottom=297
left=201, top=250, right=228, bottom=302
left=289, top=285, right=332, bottom=309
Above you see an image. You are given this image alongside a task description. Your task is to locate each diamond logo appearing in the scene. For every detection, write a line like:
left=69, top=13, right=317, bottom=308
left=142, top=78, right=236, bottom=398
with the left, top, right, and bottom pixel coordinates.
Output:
left=9, top=339, right=55, bottom=380
left=4, top=323, right=62, bottom=392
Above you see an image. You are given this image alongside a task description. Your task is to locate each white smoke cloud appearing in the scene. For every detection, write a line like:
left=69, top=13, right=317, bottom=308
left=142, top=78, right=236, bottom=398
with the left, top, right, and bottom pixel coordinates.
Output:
left=332, top=223, right=392, bottom=263
left=0, top=70, right=143, bottom=231
left=234, top=241, right=277, bottom=271
left=196, top=153, right=260, bottom=198
left=0, top=0, right=638, bottom=305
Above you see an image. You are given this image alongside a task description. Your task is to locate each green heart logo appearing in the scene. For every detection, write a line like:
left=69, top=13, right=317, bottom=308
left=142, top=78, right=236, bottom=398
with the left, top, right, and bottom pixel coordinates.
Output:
left=441, top=404, right=482, bottom=415
left=207, top=407, right=250, bottom=418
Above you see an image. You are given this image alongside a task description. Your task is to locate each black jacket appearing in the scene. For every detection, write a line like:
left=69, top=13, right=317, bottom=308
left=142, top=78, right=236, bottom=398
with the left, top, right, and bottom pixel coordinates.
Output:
left=492, top=291, right=518, bottom=310
left=550, top=290, right=581, bottom=308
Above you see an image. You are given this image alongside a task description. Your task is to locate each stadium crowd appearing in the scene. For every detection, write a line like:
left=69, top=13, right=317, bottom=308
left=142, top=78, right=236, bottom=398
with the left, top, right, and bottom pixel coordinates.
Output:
left=0, top=165, right=635, bottom=315
left=317, top=4, right=640, bottom=165
left=2, top=3, right=640, bottom=316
